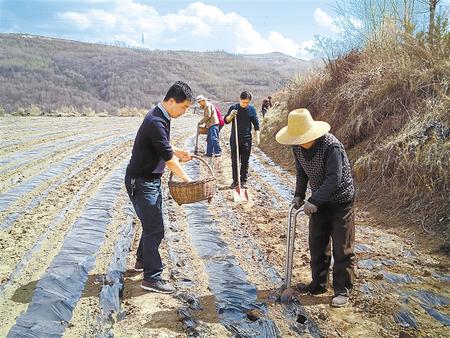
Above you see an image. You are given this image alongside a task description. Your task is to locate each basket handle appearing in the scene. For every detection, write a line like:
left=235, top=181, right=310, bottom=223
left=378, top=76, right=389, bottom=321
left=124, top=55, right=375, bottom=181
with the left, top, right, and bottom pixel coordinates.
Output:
left=168, top=154, right=215, bottom=182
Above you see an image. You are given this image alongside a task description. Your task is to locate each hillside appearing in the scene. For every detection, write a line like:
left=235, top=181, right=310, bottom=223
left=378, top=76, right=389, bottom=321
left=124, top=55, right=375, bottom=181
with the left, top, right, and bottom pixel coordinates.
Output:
left=261, top=37, right=450, bottom=249
left=0, top=34, right=311, bottom=114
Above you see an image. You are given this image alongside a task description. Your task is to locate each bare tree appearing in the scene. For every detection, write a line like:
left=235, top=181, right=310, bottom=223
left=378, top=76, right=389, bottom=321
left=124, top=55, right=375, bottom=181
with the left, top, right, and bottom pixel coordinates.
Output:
left=311, top=0, right=448, bottom=58
left=427, top=0, right=442, bottom=44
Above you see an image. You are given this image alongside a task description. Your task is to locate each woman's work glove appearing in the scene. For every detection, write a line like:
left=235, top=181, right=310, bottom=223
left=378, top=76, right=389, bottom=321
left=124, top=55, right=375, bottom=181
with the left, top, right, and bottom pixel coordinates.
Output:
left=255, top=131, right=261, bottom=146
left=291, top=196, right=304, bottom=209
left=226, top=110, right=238, bottom=123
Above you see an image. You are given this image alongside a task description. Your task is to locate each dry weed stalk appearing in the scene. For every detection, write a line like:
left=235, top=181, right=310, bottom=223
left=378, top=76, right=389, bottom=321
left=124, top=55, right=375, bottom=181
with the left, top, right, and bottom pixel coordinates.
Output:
left=262, top=28, right=449, bottom=243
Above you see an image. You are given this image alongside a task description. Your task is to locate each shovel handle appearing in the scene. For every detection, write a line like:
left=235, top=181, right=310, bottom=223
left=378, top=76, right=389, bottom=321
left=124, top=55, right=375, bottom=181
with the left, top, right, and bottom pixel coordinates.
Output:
left=233, top=116, right=241, bottom=187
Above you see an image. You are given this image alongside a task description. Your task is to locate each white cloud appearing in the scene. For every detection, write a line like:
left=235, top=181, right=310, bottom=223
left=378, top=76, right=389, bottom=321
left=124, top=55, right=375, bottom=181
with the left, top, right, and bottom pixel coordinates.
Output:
left=268, top=32, right=314, bottom=59
left=314, top=8, right=340, bottom=33
left=57, top=1, right=312, bottom=59
left=59, top=12, right=92, bottom=30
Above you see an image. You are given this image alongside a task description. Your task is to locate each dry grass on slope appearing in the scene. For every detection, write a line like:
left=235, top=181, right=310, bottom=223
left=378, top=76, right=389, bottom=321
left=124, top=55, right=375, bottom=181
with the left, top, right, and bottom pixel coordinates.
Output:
left=260, top=34, right=450, bottom=251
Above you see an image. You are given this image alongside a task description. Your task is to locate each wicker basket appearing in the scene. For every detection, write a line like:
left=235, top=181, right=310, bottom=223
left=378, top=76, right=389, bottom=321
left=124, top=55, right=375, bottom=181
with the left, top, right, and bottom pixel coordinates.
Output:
left=198, top=126, right=208, bottom=135
left=168, top=155, right=216, bottom=205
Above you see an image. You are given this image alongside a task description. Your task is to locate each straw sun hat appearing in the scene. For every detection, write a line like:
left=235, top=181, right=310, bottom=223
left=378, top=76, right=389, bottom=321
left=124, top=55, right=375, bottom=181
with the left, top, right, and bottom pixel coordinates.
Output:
left=275, top=108, right=330, bottom=145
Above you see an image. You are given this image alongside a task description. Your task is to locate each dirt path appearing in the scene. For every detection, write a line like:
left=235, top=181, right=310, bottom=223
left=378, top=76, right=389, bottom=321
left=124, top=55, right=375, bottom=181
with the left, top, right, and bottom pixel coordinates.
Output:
left=0, top=116, right=448, bottom=337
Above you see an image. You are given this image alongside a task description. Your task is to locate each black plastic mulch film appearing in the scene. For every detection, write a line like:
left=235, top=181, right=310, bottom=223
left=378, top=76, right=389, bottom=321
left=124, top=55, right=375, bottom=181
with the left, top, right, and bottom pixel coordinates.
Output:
left=0, top=133, right=133, bottom=219
left=181, top=137, right=322, bottom=337
left=97, top=204, right=135, bottom=335
left=0, top=134, right=134, bottom=230
left=0, top=170, right=104, bottom=298
left=0, top=128, right=123, bottom=176
left=249, top=154, right=293, bottom=200
left=7, top=162, right=127, bottom=337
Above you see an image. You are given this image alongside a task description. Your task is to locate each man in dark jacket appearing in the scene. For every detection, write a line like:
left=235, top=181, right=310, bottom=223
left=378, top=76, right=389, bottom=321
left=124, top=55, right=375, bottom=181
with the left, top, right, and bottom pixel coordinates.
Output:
left=224, top=91, right=260, bottom=189
left=276, top=108, right=356, bottom=307
left=125, top=81, right=194, bottom=294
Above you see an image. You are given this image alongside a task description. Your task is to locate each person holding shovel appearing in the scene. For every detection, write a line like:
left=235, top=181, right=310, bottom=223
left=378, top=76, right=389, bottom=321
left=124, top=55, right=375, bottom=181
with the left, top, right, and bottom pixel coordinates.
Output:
left=196, top=94, right=222, bottom=157
left=125, top=81, right=194, bottom=294
left=224, top=91, right=260, bottom=190
left=275, top=108, right=355, bottom=308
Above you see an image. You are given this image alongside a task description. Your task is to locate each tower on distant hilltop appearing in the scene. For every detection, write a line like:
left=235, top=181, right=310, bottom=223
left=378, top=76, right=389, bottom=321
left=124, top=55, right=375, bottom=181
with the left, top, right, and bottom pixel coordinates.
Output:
left=141, top=33, right=144, bottom=48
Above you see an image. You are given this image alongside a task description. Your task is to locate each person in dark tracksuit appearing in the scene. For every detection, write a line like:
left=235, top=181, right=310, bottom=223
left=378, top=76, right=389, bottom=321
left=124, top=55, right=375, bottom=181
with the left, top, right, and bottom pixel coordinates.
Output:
left=224, top=91, right=260, bottom=189
left=276, top=108, right=355, bottom=308
left=124, top=81, right=194, bottom=294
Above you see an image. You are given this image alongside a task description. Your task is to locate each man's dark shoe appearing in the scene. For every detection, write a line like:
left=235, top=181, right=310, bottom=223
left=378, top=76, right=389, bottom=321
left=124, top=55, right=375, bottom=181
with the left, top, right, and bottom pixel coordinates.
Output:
left=134, top=260, right=143, bottom=272
left=141, top=279, right=176, bottom=294
left=229, top=181, right=239, bottom=189
left=331, top=294, right=349, bottom=307
left=240, top=181, right=248, bottom=189
left=296, top=282, right=327, bottom=295
left=213, top=153, right=222, bottom=157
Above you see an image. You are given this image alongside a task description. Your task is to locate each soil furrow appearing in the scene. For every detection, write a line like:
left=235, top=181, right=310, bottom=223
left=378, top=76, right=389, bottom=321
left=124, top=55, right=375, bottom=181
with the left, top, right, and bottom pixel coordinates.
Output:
left=63, top=192, right=132, bottom=338
left=0, top=132, right=134, bottom=211
left=0, top=116, right=447, bottom=338
left=7, top=161, right=128, bottom=337
left=0, top=128, right=134, bottom=192
left=0, top=135, right=133, bottom=229
left=0, top=149, right=131, bottom=336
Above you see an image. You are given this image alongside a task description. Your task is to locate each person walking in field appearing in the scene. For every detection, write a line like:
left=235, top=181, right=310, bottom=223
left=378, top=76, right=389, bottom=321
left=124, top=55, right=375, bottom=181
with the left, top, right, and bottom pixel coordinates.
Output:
left=260, top=96, right=272, bottom=118
left=224, top=91, right=260, bottom=189
left=276, top=108, right=356, bottom=307
left=124, top=81, right=194, bottom=294
left=197, top=94, right=222, bottom=157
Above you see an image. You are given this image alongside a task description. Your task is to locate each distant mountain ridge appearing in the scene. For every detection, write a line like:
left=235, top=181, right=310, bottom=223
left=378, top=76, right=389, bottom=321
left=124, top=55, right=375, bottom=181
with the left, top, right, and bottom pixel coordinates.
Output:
left=0, top=34, right=311, bottom=114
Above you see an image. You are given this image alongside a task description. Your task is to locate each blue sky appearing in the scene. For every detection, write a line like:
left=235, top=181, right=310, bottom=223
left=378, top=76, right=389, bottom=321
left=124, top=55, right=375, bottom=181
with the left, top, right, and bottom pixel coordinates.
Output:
left=1, top=0, right=449, bottom=59
left=0, top=0, right=341, bottom=59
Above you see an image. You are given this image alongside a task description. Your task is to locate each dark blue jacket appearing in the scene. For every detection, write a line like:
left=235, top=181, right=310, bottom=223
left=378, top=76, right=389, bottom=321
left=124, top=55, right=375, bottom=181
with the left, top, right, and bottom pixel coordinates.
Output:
left=126, top=106, right=173, bottom=179
left=225, top=103, right=260, bottom=143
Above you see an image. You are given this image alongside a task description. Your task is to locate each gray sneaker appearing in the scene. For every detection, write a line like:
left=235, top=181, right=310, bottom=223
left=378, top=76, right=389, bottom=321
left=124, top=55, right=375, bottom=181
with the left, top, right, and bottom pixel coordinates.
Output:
left=331, top=294, right=349, bottom=307
left=141, top=279, right=175, bottom=294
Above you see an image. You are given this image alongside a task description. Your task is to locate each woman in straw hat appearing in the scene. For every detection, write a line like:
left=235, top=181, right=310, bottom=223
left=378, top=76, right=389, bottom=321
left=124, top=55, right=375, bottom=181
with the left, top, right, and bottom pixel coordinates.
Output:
left=276, top=108, right=356, bottom=308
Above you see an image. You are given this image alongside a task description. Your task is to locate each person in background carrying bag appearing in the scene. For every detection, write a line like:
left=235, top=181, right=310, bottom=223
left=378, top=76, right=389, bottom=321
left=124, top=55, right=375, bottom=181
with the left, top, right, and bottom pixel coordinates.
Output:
left=197, top=95, right=222, bottom=157
left=214, top=103, right=225, bottom=131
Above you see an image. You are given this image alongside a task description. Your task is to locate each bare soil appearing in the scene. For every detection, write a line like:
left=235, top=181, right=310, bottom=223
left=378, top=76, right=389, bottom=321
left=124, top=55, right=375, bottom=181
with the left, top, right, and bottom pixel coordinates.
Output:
left=0, top=116, right=448, bottom=337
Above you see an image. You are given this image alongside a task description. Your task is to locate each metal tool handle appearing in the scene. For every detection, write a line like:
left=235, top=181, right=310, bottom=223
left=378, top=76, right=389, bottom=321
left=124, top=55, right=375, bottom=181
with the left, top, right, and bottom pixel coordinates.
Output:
left=233, top=115, right=241, bottom=189
left=284, top=205, right=304, bottom=289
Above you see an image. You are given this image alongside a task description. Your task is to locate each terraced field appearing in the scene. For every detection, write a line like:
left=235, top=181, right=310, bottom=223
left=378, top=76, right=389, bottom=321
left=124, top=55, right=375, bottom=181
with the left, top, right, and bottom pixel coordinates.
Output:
left=0, top=116, right=448, bottom=337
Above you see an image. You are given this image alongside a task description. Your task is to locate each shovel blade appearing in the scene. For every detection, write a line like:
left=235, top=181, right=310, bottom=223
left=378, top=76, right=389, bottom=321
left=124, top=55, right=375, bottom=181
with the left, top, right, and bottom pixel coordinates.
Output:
left=233, top=187, right=249, bottom=202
